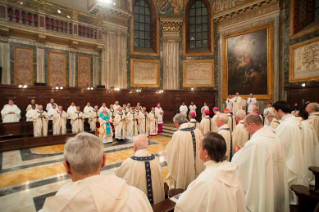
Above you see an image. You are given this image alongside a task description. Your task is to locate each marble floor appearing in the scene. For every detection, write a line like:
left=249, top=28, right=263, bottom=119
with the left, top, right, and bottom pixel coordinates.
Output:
left=0, top=133, right=172, bottom=212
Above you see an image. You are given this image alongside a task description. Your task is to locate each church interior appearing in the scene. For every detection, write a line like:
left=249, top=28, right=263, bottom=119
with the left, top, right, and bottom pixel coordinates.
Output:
left=0, top=0, right=319, bottom=211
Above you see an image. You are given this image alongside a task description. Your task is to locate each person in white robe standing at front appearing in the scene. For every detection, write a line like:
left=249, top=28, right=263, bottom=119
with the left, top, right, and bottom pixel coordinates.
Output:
left=41, top=132, right=152, bottom=212
left=155, top=103, right=164, bottom=133
left=115, top=135, right=165, bottom=205
left=46, top=98, right=58, bottom=112
left=126, top=107, right=139, bottom=139
left=148, top=107, right=158, bottom=136
left=89, top=106, right=100, bottom=132
left=189, top=102, right=197, bottom=116
left=216, top=113, right=232, bottom=161
left=67, top=102, right=76, bottom=119
left=138, top=107, right=149, bottom=136
left=225, top=94, right=233, bottom=112
left=48, top=104, right=58, bottom=121
left=273, top=101, right=308, bottom=204
left=33, top=105, right=48, bottom=137
left=247, top=93, right=257, bottom=113
left=98, top=103, right=108, bottom=114
left=211, top=107, right=220, bottom=132
left=263, top=102, right=273, bottom=126
left=165, top=114, right=205, bottom=190
left=232, top=92, right=242, bottom=115
left=200, top=110, right=211, bottom=134
left=71, top=106, right=84, bottom=134
left=179, top=102, right=188, bottom=116
left=26, top=99, right=38, bottom=112
left=232, top=110, right=249, bottom=154
left=201, top=102, right=209, bottom=118
left=26, top=105, right=37, bottom=122
left=114, top=101, right=120, bottom=111
left=1, top=99, right=21, bottom=123
left=83, top=102, right=93, bottom=119
left=52, top=106, right=67, bottom=135
left=306, top=102, right=319, bottom=140
left=175, top=132, right=246, bottom=212
left=114, top=107, right=126, bottom=140
left=232, top=113, right=289, bottom=212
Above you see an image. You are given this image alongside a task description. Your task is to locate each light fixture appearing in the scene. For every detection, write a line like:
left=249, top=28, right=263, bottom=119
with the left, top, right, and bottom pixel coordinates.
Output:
left=91, top=87, right=94, bottom=90
left=20, top=2, right=23, bottom=5
left=57, top=10, right=61, bottom=14
left=191, top=88, right=194, bottom=91
left=18, top=85, right=22, bottom=88
left=60, top=86, right=63, bottom=89
left=114, top=87, right=120, bottom=91
left=67, top=15, right=71, bottom=19
left=55, top=86, right=59, bottom=89
left=301, top=83, right=306, bottom=87
left=23, top=85, right=28, bottom=88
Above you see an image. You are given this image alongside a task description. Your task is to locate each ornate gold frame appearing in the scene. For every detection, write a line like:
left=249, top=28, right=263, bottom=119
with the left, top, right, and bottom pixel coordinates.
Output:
left=14, top=46, right=34, bottom=85
left=183, top=59, right=214, bottom=87
left=222, top=22, right=274, bottom=100
left=48, top=52, right=67, bottom=86
left=77, top=55, right=92, bottom=87
left=130, top=58, right=160, bottom=87
left=289, top=36, right=319, bottom=83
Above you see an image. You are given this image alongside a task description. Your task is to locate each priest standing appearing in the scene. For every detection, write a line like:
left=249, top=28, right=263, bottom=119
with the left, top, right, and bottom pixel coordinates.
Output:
left=48, top=104, right=58, bottom=121
left=46, top=98, right=58, bottom=112
left=225, top=108, right=236, bottom=132
left=216, top=113, right=232, bottom=161
left=138, top=107, right=149, bottom=136
left=232, top=92, right=242, bottom=115
left=71, top=106, right=84, bottom=134
left=83, top=102, right=93, bottom=118
left=52, top=106, right=67, bottom=135
left=126, top=106, right=139, bottom=139
left=263, top=102, right=273, bottom=126
left=99, top=103, right=108, bottom=114
left=99, top=108, right=113, bottom=143
left=306, top=102, right=319, bottom=140
left=201, top=102, right=209, bottom=118
left=247, top=93, right=257, bottom=113
left=148, top=107, right=158, bottom=136
left=89, top=106, right=100, bottom=132
left=211, top=107, right=220, bottom=132
left=1, top=99, right=21, bottom=123
left=200, top=110, right=211, bottom=134
left=232, top=110, right=249, bottom=154
left=67, top=102, right=76, bottom=119
left=33, top=105, right=48, bottom=137
left=155, top=103, right=164, bottom=133
left=26, top=105, right=37, bottom=122
left=114, top=107, right=126, bottom=140
left=114, top=101, right=120, bottom=111
left=179, top=102, right=188, bottom=116
left=225, top=94, right=233, bottom=112
left=26, top=99, right=38, bottom=111
left=189, top=102, right=197, bottom=116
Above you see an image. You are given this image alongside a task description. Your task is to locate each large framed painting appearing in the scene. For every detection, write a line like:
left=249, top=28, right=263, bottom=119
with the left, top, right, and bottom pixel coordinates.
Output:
left=48, top=52, right=67, bottom=87
left=289, top=36, right=319, bottom=83
left=183, top=59, right=214, bottom=87
left=130, top=59, right=160, bottom=87
left=14, top=46, right=34, bottom=85
left=222, top=22, right=274, bottom=100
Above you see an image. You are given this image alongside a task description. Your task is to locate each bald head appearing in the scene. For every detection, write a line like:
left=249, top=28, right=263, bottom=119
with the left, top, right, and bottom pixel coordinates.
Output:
left=133, top=135, right=149, bottom=152
left=306, top=102, right=319, bottom=114
left=246, top=113, right=263, bottom=126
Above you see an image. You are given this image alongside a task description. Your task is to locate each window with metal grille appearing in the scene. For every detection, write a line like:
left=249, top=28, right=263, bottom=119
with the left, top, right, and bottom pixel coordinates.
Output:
left=133, top=0, right=151, bottom=48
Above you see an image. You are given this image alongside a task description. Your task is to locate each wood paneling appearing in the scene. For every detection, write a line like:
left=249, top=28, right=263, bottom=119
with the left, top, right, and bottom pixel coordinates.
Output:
left=285, top=85, right=319, bottom=107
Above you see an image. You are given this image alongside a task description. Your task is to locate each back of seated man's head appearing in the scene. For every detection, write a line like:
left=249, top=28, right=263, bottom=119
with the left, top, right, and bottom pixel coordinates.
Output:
left=64, top=132, right=105, bottom=181
left=133, top=135, right=148, bottom=152
left=200, top=132, right=227, bottom=163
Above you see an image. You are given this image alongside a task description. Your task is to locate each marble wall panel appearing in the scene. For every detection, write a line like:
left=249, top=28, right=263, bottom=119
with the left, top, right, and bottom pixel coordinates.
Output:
left=48, top=52, right=67, bottom=86
left=183, top=60, right=214, bottom=87
left=77, top=55, right=92, bottom=87
left=130, top=59, right=160, bottom=87
left=0, top=41, right=10, bottom=84
left=14, top=47, right=33, bottom=85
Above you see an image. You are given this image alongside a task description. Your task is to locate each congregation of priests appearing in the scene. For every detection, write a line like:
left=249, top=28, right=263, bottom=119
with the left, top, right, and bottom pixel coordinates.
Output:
left=1, top=94, right=319, bottom=212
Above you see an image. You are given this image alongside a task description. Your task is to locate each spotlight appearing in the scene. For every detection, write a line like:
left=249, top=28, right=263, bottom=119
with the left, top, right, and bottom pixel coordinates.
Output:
left=91, top=87, right=94, bottom=90
left=113, top=2, right=116, bottom=5
left=55, top=86, right=59, bottom=89
left=18, top=85, right=22, bottom=88
left=57, top=10, right=61, bottom=14
left=301, top=83, right=306, bottom=87
left=191, top=88, right=194, bottom=91
left=67, top=15, right=71, bottom=19
left=60, top=86, right=63, bottom=89
left=20, top=2, right=23, bottom=5
left=23, top=85, right=28, bottom=88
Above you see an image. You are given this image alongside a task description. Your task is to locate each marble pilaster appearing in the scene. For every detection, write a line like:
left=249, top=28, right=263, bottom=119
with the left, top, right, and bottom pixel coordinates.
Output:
left=37, top=45, right=45, bottom=83
left=0, top=37, right=10, bottom=84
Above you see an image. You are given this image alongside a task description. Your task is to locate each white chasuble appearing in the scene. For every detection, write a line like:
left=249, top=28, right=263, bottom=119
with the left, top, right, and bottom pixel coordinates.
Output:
left=114, top=149, right=165, bottom=205
left=179, top=105, right=188, bottom=115
left=1, top=104, right=21, bottom=123
left=225, top=98, right=233, bottom=112
left=33, top=110, right=48, bottom=137
left=200, top=116, right=212, bottom=134
left=48, top=108, right=58, bottom=121
left=26, top=104, right=38, bottom=111
left=232, top=127, right=289, bottom=212
left=201, top=106, right=209, bottom=117
left=66, top=106, right=76, bottom=119
left=26, top=109, right=37, bottom=122
left=232, top=96, right=242, bottom=115
left=89, top=110, right=100, bottom=131
left=148, top=111, right=158, bottom=136
left=217, top=124, right=232, bottom=161
left=189, top=118, right=201, bottom=131
left=246, top=97, right=257, bottom=113
left=165, top=123, right=205, bottom=190
left=114, top=112, right=126, bottom=139
left=155, top=107, right=164, bottom=124
left=83, top=106, right=93, bottom=118
left=71, top=112, right=84, bottom=134
left=126, top=112, right=139, bottom=139
left=138, top=112, right=149, bottom=136
left=52, top=110, right=67, bottom=135
left=232, top=120, right=249, bottom=153
left=46, top=103, right=58, bottom=112
left=189, top=105, right=197, bottom=116
left=308, top=112, right=319, bottom=142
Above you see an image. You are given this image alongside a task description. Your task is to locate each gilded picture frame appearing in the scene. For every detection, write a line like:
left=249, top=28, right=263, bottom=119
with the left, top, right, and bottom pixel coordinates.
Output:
left=183, top=59, right=214, bottom=87
left=130, top=58, right=160, bottom=87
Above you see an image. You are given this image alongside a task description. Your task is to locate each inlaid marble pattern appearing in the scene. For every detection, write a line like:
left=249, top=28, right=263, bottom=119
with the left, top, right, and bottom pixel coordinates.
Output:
left=48, top=52, right=67, bottom=87
left=14, top=47, right=33, bottom=85
left=77, top=55, right=92, bottom=87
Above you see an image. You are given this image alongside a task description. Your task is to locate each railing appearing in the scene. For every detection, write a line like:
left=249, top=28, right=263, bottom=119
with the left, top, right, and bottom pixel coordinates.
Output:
left=78, top=24, right=98, bottom=39
left=7, top=7, right=38, bottom=27
left=45, top=17, right=72, bottom=34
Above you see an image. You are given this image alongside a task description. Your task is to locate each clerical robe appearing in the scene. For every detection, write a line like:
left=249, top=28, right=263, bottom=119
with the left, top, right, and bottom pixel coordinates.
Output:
left=71, top=112, right=84, bottom=134
left=89, top=110, right=100, bottom=132
left=179, top=105, right=188, bottom=115
left=83, top=106, right=93, bottom=118
left=232, top=127, right=289, bottom=212
left=98, top=106, right=108, bottom=114
left=115, top=149, right=165, bottom=205
left=189, top=105, right=197, bottom=116
left=165, top=123, right=205, bottom=190
left=217, top=124, right=232, bottom=161
left=263, top=107, right=273, bottom=126
left=41, top=175, right=152, bottom=212
left=66, top=106, right=76, bottom=119
left=48, top=108, right=58, bottom=121
left=175, top=161, right=246, bottom=212
left=99, top=113, right=113, bottom=143
left=1, top=104, right=21, bottom=123
left=247, top=97, right=257, bottom=113
left=52, top=110, right=67, bottom=135
left=276, top=114, right=308, bottom=204
left=232, top=120, right=249, bottom=153
left=232, top=96, right=242, bottom=115
left=113, top=104, right=120, bottom=111
left=301, top=120, right=319, bottom=185
left=201, top=106, right=209, bottom=117
left=26, top=109, right=36, bottom=122
left=211, top=112, right=220, bottom=132
left=114, top=112, right=126, bottom=139
left=155, top=107, right=164, bottom=133
left=33, top=110, right=48, bottom=137
left=200, top=116, right=212, bottom=134
left=270, top=118, right=280, bottom=132
left=138, top=112, right=149, bottom=136
left=308, top=112, right=319, bottom=142
left=26, top=104, right=38, bottom=111
left=227, top=113, right=236, bottom=132
left=126, top=111, right=138, bottom=139
left=225, top=98, right=233, bottom=112
left=148, top=111, right=158, bottom=136
left=46, top=103, right=58, bottom=112
left=189, top=118, right=201, bottom=131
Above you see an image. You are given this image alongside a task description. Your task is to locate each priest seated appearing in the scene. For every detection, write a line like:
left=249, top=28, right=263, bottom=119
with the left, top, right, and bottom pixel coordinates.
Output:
left=115, top=135, right=165, bottom=205
left=1, top=99, right=21, bottom=123
left=41, top=132, right=152, bottom=212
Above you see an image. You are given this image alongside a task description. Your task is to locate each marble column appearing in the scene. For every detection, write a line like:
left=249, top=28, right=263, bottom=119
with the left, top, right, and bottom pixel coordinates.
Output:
left=93, top=55, right=99, bottom=87
left=0, top=38, right=10, bottom=84
left=36, top=45, right=45, bottom=83
left=69, top=49, right=76, bottom=87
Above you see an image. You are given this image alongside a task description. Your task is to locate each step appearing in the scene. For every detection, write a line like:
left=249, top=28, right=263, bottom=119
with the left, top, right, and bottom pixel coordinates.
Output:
left=162, top=129, right=176, bottom=134
left=162, top=126, right=176, bottom=131
left=159, top=132, right=173, bottom=138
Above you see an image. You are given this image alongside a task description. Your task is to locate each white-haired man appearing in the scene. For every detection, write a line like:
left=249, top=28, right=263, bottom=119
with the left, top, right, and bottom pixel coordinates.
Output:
left=267, top=108, right=280, bottom=132
left=41, top=132, right=152, bottom=212
left=200, top=109, right=211, bottom=134
left=1, top=99, right=21, bottom=123
left=306, top=102, right=319, bottom=140
left=211, top=107, right=220, bottom=132
left=52, top=106, right=67, bottom=135
left=165, top=113, right=205, bottom=190
left=232, top=110, right=249, bottom=154
left=232, top=114, right=289, bottom=212
left=114, top=107, right=126, bottom=140
left=89, top=105, right=100, bottom=132
left=115, top=135, right=165, bottom=205
left=216, top=113, right=232, bottom=161
left=33, top=105, right=48, bottom=137
left=71, top=106, right=84, bottom=134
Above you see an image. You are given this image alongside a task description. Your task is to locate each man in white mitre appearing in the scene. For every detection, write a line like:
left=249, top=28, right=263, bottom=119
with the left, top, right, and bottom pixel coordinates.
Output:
left=67, top=102, right=76, bottom=119
left=273, top=101, right=308, bottom=204
left=189, top=102, right=197, bottom=116
left=179, top=102, right=188, bottom=116
left=201, top=102, right=209, bottom=118
left=83, top=102, right=93, bottom=118
left=126, top=106, right=139, bottom=139
left=71, top=106, right=84, bottom=134
left=114, top=101, right=120, bottom=111
left=155, top=103, right=164, bottom=133
left=188, top=112, right=200, bottom=130
left=225, top=94, right=233, bottom=112
left=175, top=132, right=246, bottom=212
left=1, top=99, right=21, bottom=123
left=216, top=113, right=232, bottom=161
left=225, top=108, right=236, bottom=132
left=165, top=113, right=205, bottom=190
left=41, top=132, right=152, bottom=212
left=33, top=105, right=48, bottom=137
left=99, top=103, right=108, bottom=114
left=138, top=107, right=149, bottom=136
left=232, top=113, right=289, bottom=212
left=46, top=98, right=58, bottom=112
left=211, top=107, right=220, bottom=132
left=115, top=135, right=165, bottom=205
left=200, top=109, right=211, bottom=134
left=26, top=105, right=37, bottom=122
left=232, top=110, right=249, bottom=154
left=89, top=105, right=100, bottom=132
left=52, top=106, right=68, bottom=135
left=48, top=104, right=58, bottom=121
left=232, top=92, right=242, bottom=115
left=306, top=102, right=319, bottom=140
left=247, top=93, right=257, bottom=113
left=114, top=107, right=126, bottom=140
left=263, top=102, right=273, bottom=126
left=148, top=107, right=158, bottom=136
left=26, top=99, right=38, bottom=111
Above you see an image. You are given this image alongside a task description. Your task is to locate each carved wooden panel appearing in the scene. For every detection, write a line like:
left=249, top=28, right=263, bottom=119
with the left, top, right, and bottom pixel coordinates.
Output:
left=14, top=46, right=33, bottom=85
left=48, top=52, right=67, bottom=86
left=78, top=55, right=91, bottom=87
left=130, top=59, right=160, bottom=87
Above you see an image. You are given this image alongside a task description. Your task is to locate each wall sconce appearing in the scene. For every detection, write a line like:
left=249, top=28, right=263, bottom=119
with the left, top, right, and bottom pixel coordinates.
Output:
left=18, top=85, right=22, bottom=88
left=136, top=89, right=141, bottom=92
left=23, top=85, right=28, bottom=88
left=114, top=88, right=120, bottom=91
left=60, top=87, right=63, bottom=89
left=191, top=88, right=194, bottom=91
left=301, top=83, right=306, bottom=87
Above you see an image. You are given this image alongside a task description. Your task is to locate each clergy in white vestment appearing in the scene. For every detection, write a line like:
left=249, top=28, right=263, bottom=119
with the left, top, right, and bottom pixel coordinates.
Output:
left=267, top=108, right=280, bottom=132
left=231, top=92, right=242, bottom=115
left=232, top=114, right=289, bottom=212
left=126, top=107, right=139, bottom=139
left=98, top=103, right=108, bottom=114
left=1, top=99, right=21, bottom=123
left=114, top=101, right=120, bottom=111
left=189, top=102, right=197, bottom=116
left=165, top=113, right=205, bottom=190
left=89, top=106, right=100, bottom=132
left=71, top=106, right=84, bottom=134
left=99, top=109, right=113, bottom=143
left=66, top=102, right=76, bottom=119
left=48, top=104, right=58, bottom=121
left=33, top=105, right=48, bottom=137
left=201, top=102, right=209, bottom=118
left=253, top=106, right=263, bottom=123
left=138, top=107, right=149, bottom=136
left=175, top=132, right=246, bottom=212
left=123, top=104, right=127, bottom=115
left=115, top=135, right=165, bottom=205
left=225, top=94, right=233, bottom=112
left=148, top=107, right=158, bottom=136
left=273, top=101, right=308, bottom=204
left=232, top=110, right=249, bottom=154
left=225, top=108, right=236, bottom=132
left=26, top=99, right=38, bottom=111
left=200, top=110, right=212, bottom=134
left=263, top=102, right=273, bottom=126
left=246, top=93, right=257, bottom=113
left=211, top=107, right=220, bottom=132
left=114, top=107, right=126, bottom=140
left=26, top=105, right=37, bottom=122
left=155, top=103, right=164, bottom=133
left=46, top=98, right=58, bottom=112
left=83, top=102, right=93, bottom=118
left=126, top=103, right=131, bottom=114
left=216, top=113, right=232, bottom=161
left=188, top=112, right=200, bottom=131
left=179, top=102, right=188, bottom=116
left=52, top=106, right=67, bottom=135
left=41, top=133, right=152, bottom=212
left=306, top=102, right=319, bottom=140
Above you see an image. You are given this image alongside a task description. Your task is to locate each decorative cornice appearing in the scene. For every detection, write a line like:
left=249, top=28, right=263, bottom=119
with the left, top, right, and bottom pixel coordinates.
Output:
left=160, top=18, right=183, bottom=33
left=90, top=5, right=132, bottom=27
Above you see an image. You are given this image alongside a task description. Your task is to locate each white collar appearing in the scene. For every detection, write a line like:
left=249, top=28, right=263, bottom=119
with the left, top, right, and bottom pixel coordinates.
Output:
left=281, top=114, right=293, bottom=121
left=135, top=149, right=150, bottom=156
left=218, top=124, right=229, bottom=130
